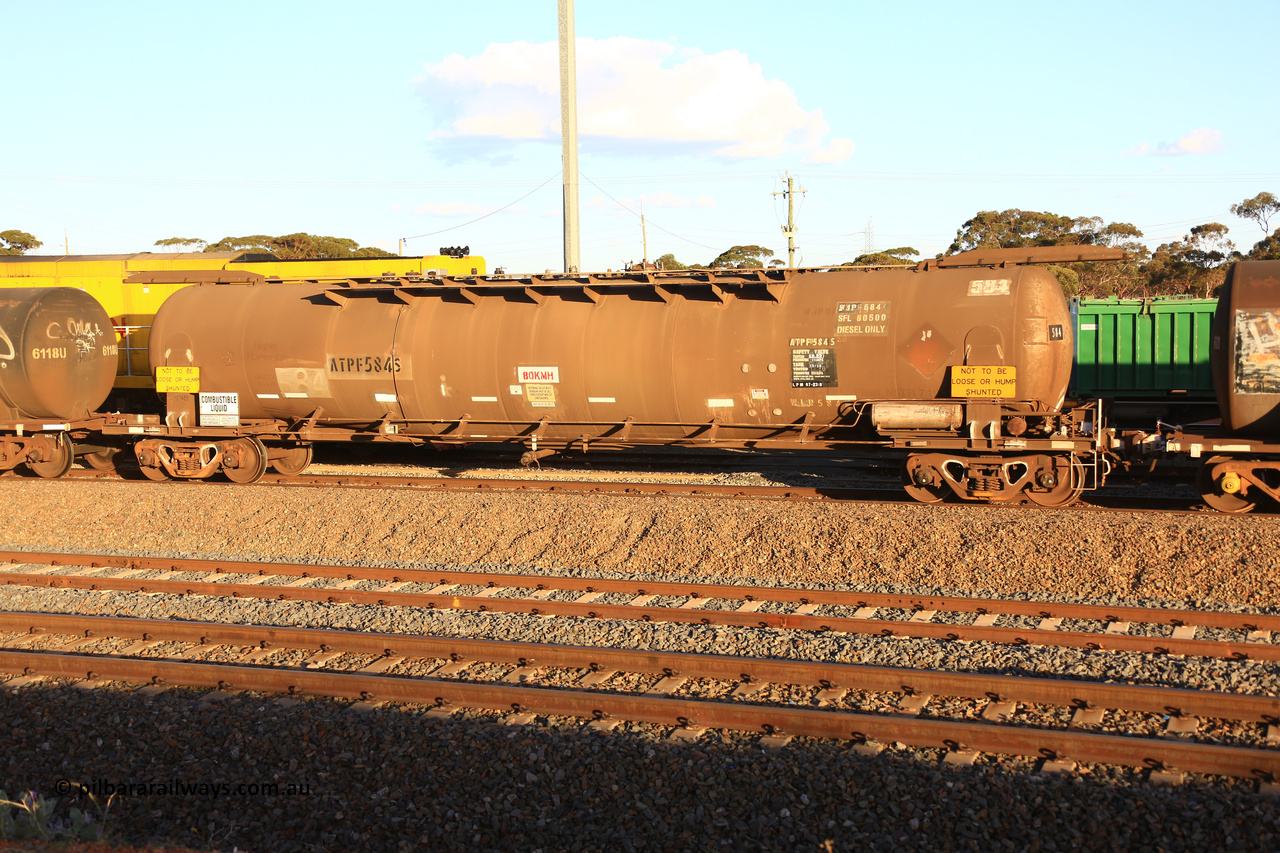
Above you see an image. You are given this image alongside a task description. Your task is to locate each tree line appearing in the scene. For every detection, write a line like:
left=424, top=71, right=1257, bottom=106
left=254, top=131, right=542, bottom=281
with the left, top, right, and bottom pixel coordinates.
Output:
left=153, top=234, right=395, bottom=259
left=0, top=231, right=395, bottom=260
left=0, top=230, right=41, bottom=255
left=656, top=191, right=1280, bottom=298
left=6, top=191, right=1278, bottom=297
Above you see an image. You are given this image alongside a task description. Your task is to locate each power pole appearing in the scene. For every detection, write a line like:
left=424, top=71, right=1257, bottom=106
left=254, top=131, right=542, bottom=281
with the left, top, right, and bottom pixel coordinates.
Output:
left=641, top=202, right=648, bottom=264
left=864, top=216, right=874, bottom=255
left=772, top=171, right=806, bottom=268
left=558, top=0, right=581, bottom=273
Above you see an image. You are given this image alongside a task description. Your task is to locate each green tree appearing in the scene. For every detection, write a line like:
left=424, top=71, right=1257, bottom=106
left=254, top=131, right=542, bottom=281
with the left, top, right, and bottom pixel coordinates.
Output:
left=948, top=210, right=1079, bottom=253
left=708, top=245, right=774, bottom=268
left=153, top=237, right=207, bottom=252
left=274, top=233, right=359, bottom=259
left=1068, top=220, right=1150, bottom=297
left=654, top=253, right=686, bottom=270
left=1230, top=192, right=1280, bottom=260
left=948, top=209, right=1150, bottom=297
left=844, top=247, right=918, bottom=266
left=201, top=233, right=394, bottom=259
left=203, top=235, right=275, bottom=254
left=1146, top=223, right=1236, bottom=297
left=1231, top=191, right=1280, bottom=235
left=948, top=209, right=1145, bottom=254
left=0, top=230, right=42, bottom=255
left=1248, top=230, right=1280, bottom=261
left=1047, top=264, right=1081, bottom=297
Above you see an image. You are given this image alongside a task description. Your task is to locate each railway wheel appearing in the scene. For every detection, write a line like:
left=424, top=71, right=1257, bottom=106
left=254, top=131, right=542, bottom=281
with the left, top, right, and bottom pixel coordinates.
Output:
left=223, top=437, right=268, bottom=484
left=1026, top=458, right=1085, bottom=508
left=134, top=444, right=171, bottom=481
left=28, top=434, right=74, bottom=479
left=1197, top=456, right=1256, bottom=514
left=272, top=444, right=313, bottom=476
left=82, top=448, right=119, bottom=471
left=901, top=458, right=948, bottom=504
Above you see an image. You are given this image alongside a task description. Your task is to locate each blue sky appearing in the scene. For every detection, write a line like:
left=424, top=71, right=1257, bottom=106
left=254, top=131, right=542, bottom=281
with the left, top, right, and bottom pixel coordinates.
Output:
left=3, top=0, right=1277, bottom=272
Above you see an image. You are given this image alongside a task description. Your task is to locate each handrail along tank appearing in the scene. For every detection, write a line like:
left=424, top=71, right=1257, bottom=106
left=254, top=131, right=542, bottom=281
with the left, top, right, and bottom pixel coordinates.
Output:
left=147, top=265, right=1072, bottom=431
left=0, top=287, right=116, bottom=421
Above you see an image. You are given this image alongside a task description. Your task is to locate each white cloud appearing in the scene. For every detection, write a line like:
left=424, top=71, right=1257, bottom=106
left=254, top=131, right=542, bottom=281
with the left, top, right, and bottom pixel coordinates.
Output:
left=1125, top=126, right=1223, bottom=157
left=805, top=137, right=856, bottom=165
left=1170, top=127, right=1223, bottom=155
left=415, top=38, right=854, bottom=163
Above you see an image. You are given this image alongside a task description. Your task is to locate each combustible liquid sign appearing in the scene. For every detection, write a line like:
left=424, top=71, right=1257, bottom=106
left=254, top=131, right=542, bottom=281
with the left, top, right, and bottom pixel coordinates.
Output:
left=199, top=392, right=240, bottom=427
left=951, top=365, right=1016, bottom=398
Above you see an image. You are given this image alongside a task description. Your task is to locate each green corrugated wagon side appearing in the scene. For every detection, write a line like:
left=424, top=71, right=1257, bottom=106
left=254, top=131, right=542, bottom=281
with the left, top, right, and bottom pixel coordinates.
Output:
left=1071, top=297, right=1217, bottom=399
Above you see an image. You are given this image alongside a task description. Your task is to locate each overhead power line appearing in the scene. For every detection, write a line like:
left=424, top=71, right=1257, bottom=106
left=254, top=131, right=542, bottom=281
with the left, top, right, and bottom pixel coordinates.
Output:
left=578, top=172, right=720, bottom=252
left=402, top=172, right=561, bottom=243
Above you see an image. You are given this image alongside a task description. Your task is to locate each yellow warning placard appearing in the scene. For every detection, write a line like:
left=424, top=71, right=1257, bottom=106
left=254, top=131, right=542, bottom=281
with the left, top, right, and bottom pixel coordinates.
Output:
left=950, top=365, right=1016, bottom=398
left=156, top=366, right=200, bottom=393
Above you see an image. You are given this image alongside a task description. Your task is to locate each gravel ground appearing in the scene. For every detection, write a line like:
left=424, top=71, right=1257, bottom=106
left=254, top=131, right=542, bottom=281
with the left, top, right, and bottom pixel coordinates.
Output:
left=1, top=474, right=1280, bottom=851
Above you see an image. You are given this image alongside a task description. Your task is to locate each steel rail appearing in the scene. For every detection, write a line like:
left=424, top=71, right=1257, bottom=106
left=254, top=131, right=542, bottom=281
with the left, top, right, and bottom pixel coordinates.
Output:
left=1, top=646, right=1278, bottom=781
left=52, top=467, right=1210, bottom=514
left=57, top=468, right=843, bottom=501
left=3, top=612, right=1279, bottom=724
left=4, top=550, right=1273, bottom=631
left=3, top=551, right=1280, bottom=659
left=3, top=571, right=1277, bottom=663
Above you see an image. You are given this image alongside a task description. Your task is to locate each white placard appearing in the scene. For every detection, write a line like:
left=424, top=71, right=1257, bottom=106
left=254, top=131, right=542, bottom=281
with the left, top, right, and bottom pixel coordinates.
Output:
left=199, top=392, right=239, bottom=427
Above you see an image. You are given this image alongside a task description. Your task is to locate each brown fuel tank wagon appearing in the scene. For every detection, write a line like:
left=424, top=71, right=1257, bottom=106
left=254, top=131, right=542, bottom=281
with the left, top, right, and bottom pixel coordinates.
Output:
left=1164, top=260, right=1280, bottom=512
left=1211, top=260, right=1280, bottom=436
left=0, top=287, right=117, bottom=477
left=134, top=262, right=1109, bottom=502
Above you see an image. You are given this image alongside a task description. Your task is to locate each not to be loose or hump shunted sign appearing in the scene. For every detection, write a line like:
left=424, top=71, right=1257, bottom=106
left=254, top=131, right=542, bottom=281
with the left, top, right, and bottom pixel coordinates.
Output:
left=950, top=365, right=1016, bottom=398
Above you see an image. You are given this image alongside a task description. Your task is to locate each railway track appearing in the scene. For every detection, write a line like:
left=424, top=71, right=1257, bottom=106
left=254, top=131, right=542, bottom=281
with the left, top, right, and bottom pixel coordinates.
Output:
left=42, top=465, right=1220, bottom=515
left=3, top=611, right=1278, bottom=782
left=4, top=550, right=1278, bottom=661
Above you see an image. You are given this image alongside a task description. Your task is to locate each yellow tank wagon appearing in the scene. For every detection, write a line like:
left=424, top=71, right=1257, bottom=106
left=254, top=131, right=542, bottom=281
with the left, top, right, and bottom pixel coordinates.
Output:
left=0, top=251, right=485, bottom=391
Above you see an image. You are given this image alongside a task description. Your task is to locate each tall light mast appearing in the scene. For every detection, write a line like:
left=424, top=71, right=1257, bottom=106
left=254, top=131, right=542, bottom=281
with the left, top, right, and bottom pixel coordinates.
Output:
left=558, top=0, right=580, bottom=273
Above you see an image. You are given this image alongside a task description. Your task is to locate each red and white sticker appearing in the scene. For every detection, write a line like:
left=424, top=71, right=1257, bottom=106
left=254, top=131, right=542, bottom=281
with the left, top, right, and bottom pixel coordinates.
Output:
left=518, top=366, right=560, bottom=383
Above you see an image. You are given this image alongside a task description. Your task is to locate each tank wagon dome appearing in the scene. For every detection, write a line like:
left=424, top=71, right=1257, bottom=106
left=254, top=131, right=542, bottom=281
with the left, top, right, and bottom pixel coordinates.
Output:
left=0, top=288, right=117, bottom=420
